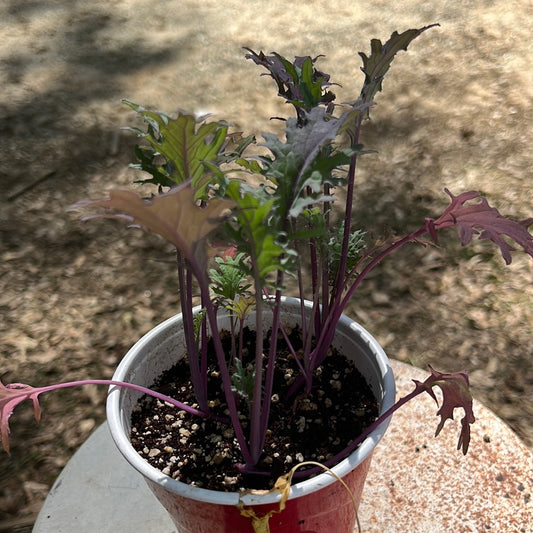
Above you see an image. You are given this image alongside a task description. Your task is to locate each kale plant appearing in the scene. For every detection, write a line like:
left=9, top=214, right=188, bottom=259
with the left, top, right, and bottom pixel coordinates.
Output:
left=2, top=26, right=532, bottom=478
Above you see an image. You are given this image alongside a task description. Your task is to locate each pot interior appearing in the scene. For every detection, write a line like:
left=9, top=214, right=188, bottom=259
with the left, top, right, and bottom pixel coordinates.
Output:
left=107, top=297, right=395, bottom=505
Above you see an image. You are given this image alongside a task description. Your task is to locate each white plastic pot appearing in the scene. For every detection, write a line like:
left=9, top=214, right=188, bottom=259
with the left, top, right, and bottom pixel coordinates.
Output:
left=107, top=297, right=396, bottom=532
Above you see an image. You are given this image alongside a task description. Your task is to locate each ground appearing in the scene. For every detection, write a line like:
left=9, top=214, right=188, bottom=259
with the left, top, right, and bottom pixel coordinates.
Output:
left=0, top=1, right=531, bottom=530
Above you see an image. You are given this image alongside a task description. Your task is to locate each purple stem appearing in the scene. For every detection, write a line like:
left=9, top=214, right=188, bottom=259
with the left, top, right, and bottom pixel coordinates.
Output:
left=286, top=225, right=429, bottom=401
left=202, top=294, right=253, bottom=465
left=35, top=379, right=208, bottom=418
left=332, top=125, right=362, bottom=309
left=318, top=226, right=429, bottom=370
left=249, top=290, right=266, bottom=465
left=277, top=319, right=307, bottom=378
left=177, top=253, right=207, bottom=412
left=261, top=288, right=283, bottom=432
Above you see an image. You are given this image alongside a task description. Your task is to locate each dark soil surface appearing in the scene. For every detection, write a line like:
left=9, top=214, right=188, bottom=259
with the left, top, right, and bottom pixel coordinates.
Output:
left=1, top=1, right=531, bottom=531
left=131, top=327, right=379, bottom=492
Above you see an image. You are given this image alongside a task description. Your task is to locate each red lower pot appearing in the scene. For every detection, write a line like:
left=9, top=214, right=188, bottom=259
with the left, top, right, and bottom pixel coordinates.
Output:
left=147, top=454, right=373, bottom=533
left=107, top=298, right=396, bottom=532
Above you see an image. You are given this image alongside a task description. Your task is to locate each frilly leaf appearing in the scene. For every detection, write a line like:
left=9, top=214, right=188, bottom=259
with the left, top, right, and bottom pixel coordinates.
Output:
left=123, top=101, right=229, bottom=195
left=0, top=380, right=42, bottom=454
left=413, top=366, right=475, bottom=454
left=73, top=184, right=234, bottom=271
left=244, top=49, right=336, bottom=122
left=358, top=25, right=439, bottom=112
left=429, top=189, right=533, bottom=265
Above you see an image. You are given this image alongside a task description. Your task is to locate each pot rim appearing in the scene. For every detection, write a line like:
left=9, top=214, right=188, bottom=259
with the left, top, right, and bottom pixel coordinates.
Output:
left=107, top=297, right=396, bottom=506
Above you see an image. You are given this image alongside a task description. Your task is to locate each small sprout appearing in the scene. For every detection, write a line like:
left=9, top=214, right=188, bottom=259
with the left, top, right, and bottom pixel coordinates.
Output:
left=231, top=359, right=256, bottom=402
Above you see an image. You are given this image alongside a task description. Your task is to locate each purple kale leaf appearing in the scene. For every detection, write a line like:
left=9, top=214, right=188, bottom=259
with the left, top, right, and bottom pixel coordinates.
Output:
left=358, top=25, right=439, bottom=114
left=427, top=189, right=533, bottom=265
left=0, top=380, right=42, bottom=454
left=244, top=49, right=336, bottom=122
left=72, top=184, right=234, bottom=272
left=413, top=366, right=475, bottom=454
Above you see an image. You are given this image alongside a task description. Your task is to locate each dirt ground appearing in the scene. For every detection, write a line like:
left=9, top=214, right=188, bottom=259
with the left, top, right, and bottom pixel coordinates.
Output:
left=1, top=0, right=531, bottom=530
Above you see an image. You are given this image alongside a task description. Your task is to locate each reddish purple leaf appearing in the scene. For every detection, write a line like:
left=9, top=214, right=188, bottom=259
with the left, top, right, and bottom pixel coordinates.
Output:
left=72, top=184, right=234, bottom=270
left=413, top=365, right=475, bottom=454
left=427, top=189, right=533, bottom=265
left=0, top=380, right=42, bottom=454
